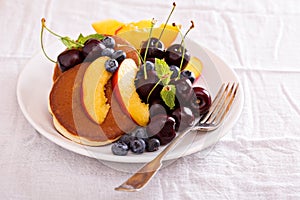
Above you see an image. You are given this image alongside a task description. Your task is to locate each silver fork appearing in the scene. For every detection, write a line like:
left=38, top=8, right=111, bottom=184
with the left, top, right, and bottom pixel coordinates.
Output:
left=115, top=82, right=239, bottom=192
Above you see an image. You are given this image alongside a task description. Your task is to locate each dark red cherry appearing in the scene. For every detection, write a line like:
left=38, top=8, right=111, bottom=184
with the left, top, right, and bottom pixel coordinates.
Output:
left=171, top=107, right=195, bottom=132
left=146, top=114, right=176, bottom=145
left=165, top=44, right=190, bottom=70
left=191, top=87, right=212, bottom=115
left=149, top=102, right=168, bottom=117
left=57, top=49, right=84, bottom=72
left=135, top=70, right=162, bottom=104
left=140, top=37, right=165, bottom=59
left=82, top=39, right=106, bottom=61
left=172, top=78, right=194, bottom=106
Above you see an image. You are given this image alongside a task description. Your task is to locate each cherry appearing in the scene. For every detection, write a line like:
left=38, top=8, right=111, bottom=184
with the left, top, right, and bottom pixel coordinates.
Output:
left=171, top=107, right=195, bottom=132
left=135, top=69, right=162, bottom=104
left=140, top=37, right=165, bottom=60
left=82, top=39, right=106, bottom=61
left=149, top=102, right=167, bottom=117
left=190, top=87, right=212, bottom=115
left=57, top=49, right=84, bottom=72
left=146, top=114, right=176, bottom=145
left=165, top=44, right=191, bottom=70
left=172, top=78, right=193, bottom=106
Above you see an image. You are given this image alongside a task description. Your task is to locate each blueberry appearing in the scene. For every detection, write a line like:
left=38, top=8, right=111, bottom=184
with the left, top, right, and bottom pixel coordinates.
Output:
left=101, top=48, right=114, bottom=57
left=130, top=138, right=146, bottom=154
left=105, top=59, right=119, bottom=73
left=112, top=50, right=126, bottom=63
left=119, top=134, right=135, bottom=147
left=133, top=128, right=148, bottom=139
left=102, top=36, right=115, bottom=48
left=142, top=61, right=155, bottom=71
left=169, top=65, right=180, bottom=79
left=180, top=70, right=195, bottom=84
left=111, top=142, right=129, bottom=156
left=146, top=138, right=160, bottom=152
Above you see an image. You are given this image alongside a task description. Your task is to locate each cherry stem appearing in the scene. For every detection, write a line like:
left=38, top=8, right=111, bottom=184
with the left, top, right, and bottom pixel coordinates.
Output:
left=158, top=2, right=176, bottom=43
left=180, top=21, right=194, bottom=47
left=40, top=18, right=56, bottom=63
left=173, top=21, right=194, bottom=79
left=143, top=18, right=156, bottom=80
left=42, top=18, right=63, bottom=38
left=41, top=18, right=83, bottom=49
left=147, top=79, right=162, bottom=103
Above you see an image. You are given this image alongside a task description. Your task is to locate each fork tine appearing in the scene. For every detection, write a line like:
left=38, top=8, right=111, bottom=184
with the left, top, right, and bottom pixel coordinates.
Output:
left=200, top=82, right=229, bottom=124
left=213, top=82, right=239, bottom=125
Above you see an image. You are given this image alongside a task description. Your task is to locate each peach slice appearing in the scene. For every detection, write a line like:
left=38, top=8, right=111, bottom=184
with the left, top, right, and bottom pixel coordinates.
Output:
left=92, top=19, right=124, bottom=35
left=112, top=58, right=149, bottom=127
left=185, top=56, right=203, bottom=83
left=116, top=23, right=181, bottom=49
left=81, top=56, right=112, bottom=124
left=92, top=19, right=180, bottom=49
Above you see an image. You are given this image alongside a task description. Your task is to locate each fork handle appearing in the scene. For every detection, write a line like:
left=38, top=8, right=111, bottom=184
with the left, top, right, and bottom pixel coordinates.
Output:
left=115, top=126, right=193, bottom=192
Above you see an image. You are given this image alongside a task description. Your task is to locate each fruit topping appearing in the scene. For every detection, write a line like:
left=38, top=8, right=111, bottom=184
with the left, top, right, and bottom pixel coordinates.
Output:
left=57, top=49, right=84, bottom=72
left=130, top=138, right=146, bottom=154
left=111, top=58, right=150, bottom=127
left=149, top=102, right=167, bottom=117
left=146, top=114, right=176, bottom=145
left=102, top=36, right=116, bottom=48
left=81, top=56, right=112, bottom=124
left=40, top=18, right=104, bottom=69
left=171, top=107, right=195, bottom=132
left=169, top=65, right=180, bottom=79
left=82, top=39, right=106, bottom=61
left=135, top=69, right=161, bottom=104
left=140, top=37, right=165, bottom=60
left=133, top=127, right=148, bottom=139
left=92, top=19, right=125, bottom=35
left=180, top=70, right=195, bottom=84
left=146, top=138, right=160, bottom=152
left=112, top=50, right=126, bottom=63
left=173, top=78, right=193, bottom=105
left=111, top=141, right=129, bottom=156
left=105, top=59, right=119, bottom=73
left=101, top=48, right=114, bottom=57
left=165, top=43, right=191, bottom=70
left=190, top=87, right=212, bottom=114
left=119, top=134, right=135, bottom=148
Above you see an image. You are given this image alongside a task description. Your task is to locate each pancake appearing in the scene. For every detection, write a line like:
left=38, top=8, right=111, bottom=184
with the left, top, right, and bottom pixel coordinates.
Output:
left=49, top=62, right=136, bottom=146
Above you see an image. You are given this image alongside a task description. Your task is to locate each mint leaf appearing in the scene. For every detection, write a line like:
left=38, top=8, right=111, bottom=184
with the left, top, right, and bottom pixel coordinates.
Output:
left=155, top=58, right=173, bottom=85
left=160, top=85, right=176, bottom=109
left=76, top=33, right=85, bottom=43
left=77, top=33, right=104, bottom=44
left=60, top=33, right=104, bottom=49
left=61, top=37, right=81, bottom=49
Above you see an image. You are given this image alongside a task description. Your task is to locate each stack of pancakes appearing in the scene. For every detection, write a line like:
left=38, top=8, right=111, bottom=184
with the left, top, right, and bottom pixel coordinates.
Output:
left=49, top=36, right=139, bottom=146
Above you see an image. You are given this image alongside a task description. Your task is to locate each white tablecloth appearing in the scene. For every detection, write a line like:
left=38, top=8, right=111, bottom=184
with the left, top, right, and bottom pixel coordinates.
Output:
left=1, top=0, right=300, bottom=199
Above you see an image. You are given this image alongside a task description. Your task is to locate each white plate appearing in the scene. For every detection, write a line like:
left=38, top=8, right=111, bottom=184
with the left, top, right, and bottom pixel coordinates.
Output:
left=17, top=38, right=244, bottom=163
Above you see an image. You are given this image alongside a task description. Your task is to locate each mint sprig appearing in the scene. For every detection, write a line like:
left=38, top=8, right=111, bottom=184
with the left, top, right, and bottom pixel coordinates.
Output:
left=77, top=33, right=104, bottom=45
left=61, top=33, right=104, bottom=49
left=160, top=85, right=176, bottom=109
left=155, top=58, right=173, bottom=85
left=146, top=58, right=176, bottom=109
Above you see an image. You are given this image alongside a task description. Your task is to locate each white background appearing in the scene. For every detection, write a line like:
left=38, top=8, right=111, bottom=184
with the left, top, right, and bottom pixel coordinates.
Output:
left=1, top=0, right=300, bottom=199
